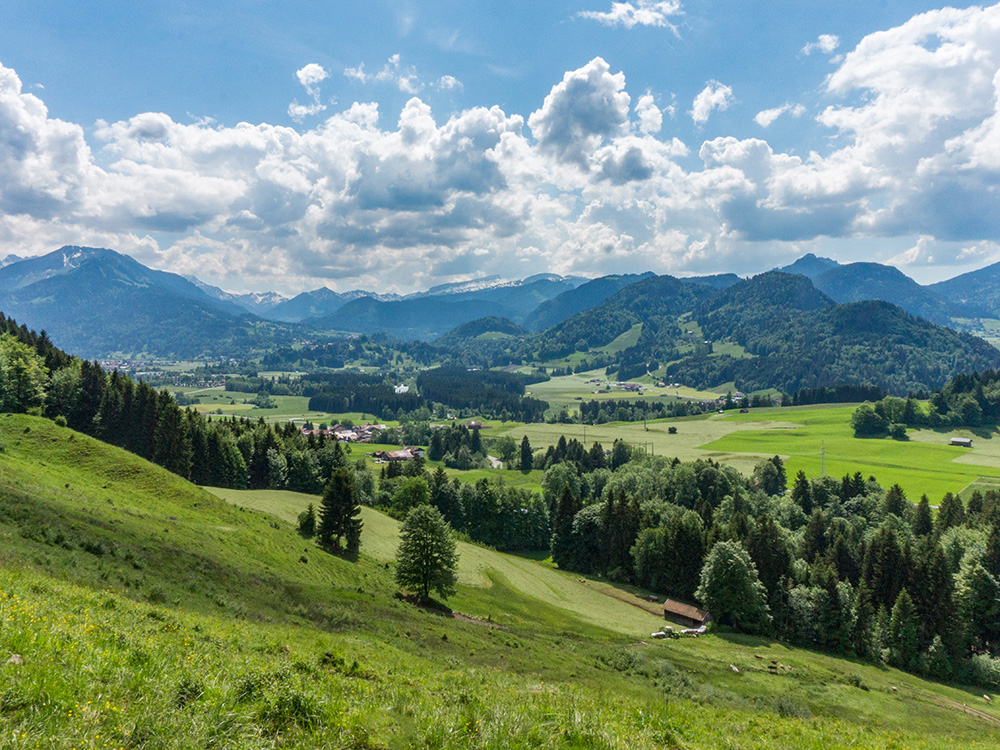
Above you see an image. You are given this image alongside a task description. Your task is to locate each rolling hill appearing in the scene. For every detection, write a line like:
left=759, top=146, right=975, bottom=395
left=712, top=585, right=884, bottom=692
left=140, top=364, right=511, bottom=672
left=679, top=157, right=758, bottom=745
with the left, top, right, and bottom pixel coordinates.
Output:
left=537, top=274, right=720, bottom=358
left=2, top=412, right=999, bottom=748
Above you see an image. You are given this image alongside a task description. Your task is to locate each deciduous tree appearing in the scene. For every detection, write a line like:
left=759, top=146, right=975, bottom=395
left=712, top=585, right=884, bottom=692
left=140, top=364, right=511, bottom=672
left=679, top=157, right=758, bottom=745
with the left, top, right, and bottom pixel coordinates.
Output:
left=395, top=505, right=459, bottom=600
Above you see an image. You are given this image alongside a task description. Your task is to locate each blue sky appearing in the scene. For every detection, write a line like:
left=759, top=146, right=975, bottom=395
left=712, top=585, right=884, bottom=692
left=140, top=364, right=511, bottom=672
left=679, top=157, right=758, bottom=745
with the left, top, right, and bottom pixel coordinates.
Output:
left=1, top=1, right=998, bottom=293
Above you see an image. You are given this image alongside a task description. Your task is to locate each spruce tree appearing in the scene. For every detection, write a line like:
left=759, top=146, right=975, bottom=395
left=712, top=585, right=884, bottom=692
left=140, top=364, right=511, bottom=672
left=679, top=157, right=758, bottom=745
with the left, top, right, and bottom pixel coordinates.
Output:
left=519, top=435, right=533, bottom=473
left=318, top=468, right=363, bottom=554
left=882, top=484, right=908, bottom=519
left=551, top=485, right=581, bottom=569
left=800, top=509, right=828, bottom=563
left=912, top=495, right=933, bottom=537
left=428, top=430, right=445, bottom=461
left=984, top=523, right=1000, bottom=578
left=791, top=470, right=812, bottom=514
left=888, top=589, right=920, bottom=671
left=297, top=503, right=316, bottom=538
left=936, top=492, right=965, bottom=532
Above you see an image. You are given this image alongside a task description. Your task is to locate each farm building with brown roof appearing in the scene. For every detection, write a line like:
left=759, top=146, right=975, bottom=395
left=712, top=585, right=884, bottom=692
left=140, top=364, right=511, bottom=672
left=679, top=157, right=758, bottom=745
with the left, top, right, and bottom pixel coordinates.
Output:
left=663, top=599, right=711, bottom=628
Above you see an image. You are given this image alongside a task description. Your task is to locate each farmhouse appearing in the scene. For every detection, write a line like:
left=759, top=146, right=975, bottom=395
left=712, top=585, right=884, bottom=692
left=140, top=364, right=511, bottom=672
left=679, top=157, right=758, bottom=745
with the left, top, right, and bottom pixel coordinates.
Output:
left=369, top=446, right=426, bottom=462
left=663, top=599, right=711, bottom=629
left=950, top=437, right=973, bottom=448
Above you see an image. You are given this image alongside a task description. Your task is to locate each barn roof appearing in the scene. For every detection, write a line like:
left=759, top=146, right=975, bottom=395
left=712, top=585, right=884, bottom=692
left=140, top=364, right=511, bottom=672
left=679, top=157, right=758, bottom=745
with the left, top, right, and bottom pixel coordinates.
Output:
left=663, top=599, right=710, bottom=623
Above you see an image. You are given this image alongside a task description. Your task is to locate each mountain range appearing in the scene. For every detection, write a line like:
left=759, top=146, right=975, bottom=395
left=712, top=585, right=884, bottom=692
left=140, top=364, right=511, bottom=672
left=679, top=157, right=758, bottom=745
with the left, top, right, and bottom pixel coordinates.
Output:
left=3, top=245, right=1000, bottom=386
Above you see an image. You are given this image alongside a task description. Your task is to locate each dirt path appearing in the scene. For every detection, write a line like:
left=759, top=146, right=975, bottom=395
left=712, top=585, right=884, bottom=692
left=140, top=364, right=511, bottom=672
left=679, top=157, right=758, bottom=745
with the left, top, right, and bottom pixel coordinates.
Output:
left=908, top=686, right=1000, bottom=726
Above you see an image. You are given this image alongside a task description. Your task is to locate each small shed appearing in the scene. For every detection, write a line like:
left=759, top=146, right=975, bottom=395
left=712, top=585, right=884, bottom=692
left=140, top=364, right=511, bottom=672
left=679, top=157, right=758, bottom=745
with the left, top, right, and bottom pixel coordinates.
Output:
left=950, top=437, right=973, bottom=448
left=663, top=599, right=711, bottom=629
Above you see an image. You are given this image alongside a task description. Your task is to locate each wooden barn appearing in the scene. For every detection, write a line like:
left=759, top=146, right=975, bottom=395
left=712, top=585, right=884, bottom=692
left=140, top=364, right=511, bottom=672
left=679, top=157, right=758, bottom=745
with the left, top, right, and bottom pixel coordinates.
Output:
left=663, top=599, right=711, bottom=628
left=950, top=437, right=973, bottom=448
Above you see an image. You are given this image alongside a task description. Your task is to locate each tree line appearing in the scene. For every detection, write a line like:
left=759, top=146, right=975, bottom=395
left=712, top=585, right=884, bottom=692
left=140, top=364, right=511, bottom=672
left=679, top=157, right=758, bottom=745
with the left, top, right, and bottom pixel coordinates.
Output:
left=0, top=313, right=369, bottom=493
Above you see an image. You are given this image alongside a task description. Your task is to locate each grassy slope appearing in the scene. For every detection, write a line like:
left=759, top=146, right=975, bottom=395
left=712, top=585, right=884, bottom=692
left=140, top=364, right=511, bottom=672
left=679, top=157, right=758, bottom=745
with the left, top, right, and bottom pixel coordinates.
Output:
left=2, top=414, right=1000, bottom=748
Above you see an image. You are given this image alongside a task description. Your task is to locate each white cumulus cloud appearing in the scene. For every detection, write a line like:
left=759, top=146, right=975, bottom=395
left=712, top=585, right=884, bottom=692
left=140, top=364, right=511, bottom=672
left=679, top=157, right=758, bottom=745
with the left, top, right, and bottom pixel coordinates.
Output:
left=436, top=75, right=463, bottom=91
left=754, top=103, right=806, bottom=128
left=635, top=93, right=662, bottom=134
left=578, top=1, right=683, bottom=32
left=4, top=4, right=1000, bottom=293
left=288, top=63, right=330, bottom=122
left=888, top=234, right=936, bottom=266
left=802, top=34, right=840, bottom=56
left=528, top=57, right=631, bottom=169
left=690, top=81, right=733, bottom=125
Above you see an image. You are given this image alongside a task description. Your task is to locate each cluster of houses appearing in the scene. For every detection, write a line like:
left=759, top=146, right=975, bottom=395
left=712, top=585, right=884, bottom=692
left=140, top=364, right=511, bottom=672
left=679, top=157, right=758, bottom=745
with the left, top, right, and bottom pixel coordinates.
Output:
left=299, top=422, right=387, bottom=443
left=586, top=378, right=646, bottom=394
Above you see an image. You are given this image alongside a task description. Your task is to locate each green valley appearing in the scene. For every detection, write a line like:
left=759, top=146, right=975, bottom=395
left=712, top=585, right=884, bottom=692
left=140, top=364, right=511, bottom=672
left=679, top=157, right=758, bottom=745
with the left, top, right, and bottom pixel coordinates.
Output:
left=3, top=414, right=1000, bottom=749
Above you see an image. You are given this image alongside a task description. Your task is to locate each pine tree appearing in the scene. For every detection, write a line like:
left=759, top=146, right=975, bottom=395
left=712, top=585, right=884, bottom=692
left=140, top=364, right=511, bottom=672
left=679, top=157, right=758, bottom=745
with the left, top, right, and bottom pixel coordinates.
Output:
left=791, top=470, right=812, bottom=514
left=318, top=467, right=363, bottom=554
left=984, top=523, right=1000, bottom=578
left=888, top=589, right=920, bottom=671
left=519, top=435, right=533, bottom=472
left=551, top=485, right=581, bottom=569
left=669, top=510, right=707, bottom=600
left=610, top=439, right=631, bottom=470
left=395, top=505, right=459, bottom=600
left=428, top=430, right=445, bottom=461
left=152, top=391, right=192, bottom=479
left=862, top=525, right=907, bottom=612
left=967, top=490, right=985, bottom=522
left=297, top=503, right=317, bottom=538
left=908, top=535, right=954, bottom=647
left=912, top=495, right=933, bottom=537
left=853, top=579, right=877, bottom=659
left=936, top=492, right=966, bottom=532
left=586, top=441, right=606, bottom=471
left=882, top=484, right=908, bottom=519
left=800, top=509, right=828, bottom=563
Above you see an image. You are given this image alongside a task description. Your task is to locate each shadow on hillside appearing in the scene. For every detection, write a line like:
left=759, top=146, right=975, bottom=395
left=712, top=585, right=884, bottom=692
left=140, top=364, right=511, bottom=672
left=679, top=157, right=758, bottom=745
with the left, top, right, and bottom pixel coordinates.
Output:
left=394, top=591, right=453, bottom=616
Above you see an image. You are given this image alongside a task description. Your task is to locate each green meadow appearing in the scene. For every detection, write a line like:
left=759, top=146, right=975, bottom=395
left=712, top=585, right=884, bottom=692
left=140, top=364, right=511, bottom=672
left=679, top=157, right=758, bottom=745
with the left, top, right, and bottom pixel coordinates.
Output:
left=526, top=370, right=724, bottom=410
left=500, top=404, right=1000, bottom=501
left=179, top=387, right=396, bottom=427
left=3, top=413, right=1000, bottom=747
left=704, top=405, right=1000, bottom=501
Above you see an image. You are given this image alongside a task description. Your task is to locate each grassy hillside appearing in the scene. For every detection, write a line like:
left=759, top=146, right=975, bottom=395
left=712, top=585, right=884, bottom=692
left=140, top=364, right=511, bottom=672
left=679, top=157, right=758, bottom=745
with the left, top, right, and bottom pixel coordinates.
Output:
left=3, top=414, right=1000, bottom=748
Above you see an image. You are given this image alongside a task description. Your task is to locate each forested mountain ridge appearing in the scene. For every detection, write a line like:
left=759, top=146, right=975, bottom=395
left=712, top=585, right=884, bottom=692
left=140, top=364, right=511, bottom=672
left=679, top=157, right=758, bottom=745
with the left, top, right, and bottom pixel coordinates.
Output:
left=435, top=316, right=527, bottom=346
left=308, top=275, right=583, bottom=340
left=523, top=272, right=654, bottom=332
left=665, top=273, right=1000, bottom=394
left=537, top=274, right=720, bottom=359
left=811, top=262, right=985, bottom=325
left=267, top=286, right=403, bottom=322
left=930, top=259, right=1000, bottom=318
